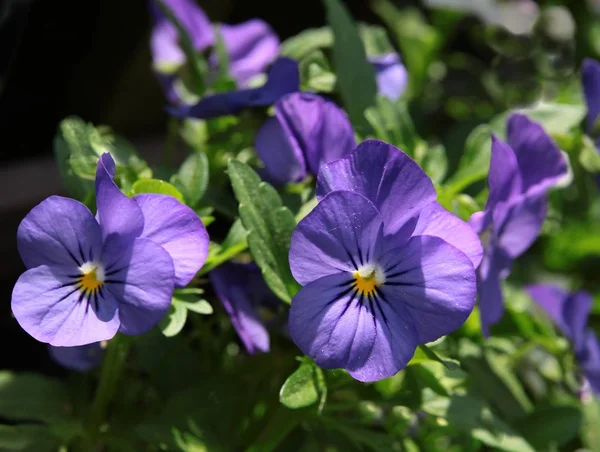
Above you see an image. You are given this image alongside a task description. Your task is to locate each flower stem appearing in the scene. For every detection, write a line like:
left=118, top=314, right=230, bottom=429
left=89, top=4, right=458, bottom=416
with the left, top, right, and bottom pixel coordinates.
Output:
left=86, top=335, right=131, bottom=440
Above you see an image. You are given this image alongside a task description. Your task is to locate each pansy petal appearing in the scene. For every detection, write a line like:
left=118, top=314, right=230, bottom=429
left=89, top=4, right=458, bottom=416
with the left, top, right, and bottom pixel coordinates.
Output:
left=217, top=19, right=279, bottom=87
left=316, top=139, right=436, bottom=236
left=380, top=236, right=477, bottom=344
left=103, top=238, right=175, bottom=335
left=506, top=114, right=567, bottom=196
left=582, top=58, right=600, bottom=134
left=95, top=153, right=144, bottom=246
left=369, top=53, right=408, bottom=101
left=12, top=265, right=120, bottom=346
left=289, top=272, right=418, bottom=381
left=149, top=0, right=214, bottom=69
left=289, top=191, right=384, bottom=286
left=527, top=283, right=571, bottom=333
left=255, top=116, right=307, bottom=185
left=487, top=136, right=523, bottom=208
left=17, top=196, right=102, bottom=269
left=414, top=202, right=483, bottom=269
left=133, top=194, right=209, bottom=287
left=275, top=92, right=355, bottom=175
left=48, top=343, right=104, bottom=372
left=168, top=57, right=299, bottom=120
left=566, top=291, right=594, bottom=355
left=477, top=252, right=511, bottom=337
left=495, top=195, right=547, bottom=259
left=210, top=263, right=270, bottom=354
left=580, top=331, right=600, bottom=397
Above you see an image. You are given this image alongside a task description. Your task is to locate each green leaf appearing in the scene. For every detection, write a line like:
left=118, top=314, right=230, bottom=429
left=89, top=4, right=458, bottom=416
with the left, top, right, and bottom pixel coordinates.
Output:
left=280, top=359, right=326, bottom=410
left=490, top=103, right=587, bottom=137
left=324, top=0, right=377, bottom=131
left=0, top=425, right=59, bottom=452
left=445, top=124, right=492, bottom=194
left=227, top=160, right=299, bottom=303
left=0, top=372, right=71, bottom=423
left=200, top=219, right=249, bottom=275
left=517, top=406, right=582, bottom=449
left=171, top=152, right=209, bottom=207
left=280, top=27, right=333, bottom=60
left=579, top=135, right=600, bottom=173
left=131, top=179, right=185, bottom=203
left=160, top=290, right=212, bottom=337
left=581, top=397, right=600, bottom=451
left=419, top=143, right=448, bottom=184
left=364, top=96, right=418, bottom=152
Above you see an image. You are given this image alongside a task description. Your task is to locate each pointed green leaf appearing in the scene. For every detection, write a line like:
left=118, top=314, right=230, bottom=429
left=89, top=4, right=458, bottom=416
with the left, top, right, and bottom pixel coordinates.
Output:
left=131, top=179, right=185, bottom=203
left=171, top=152, right=209, bottom=207
left=280, top=359, right=326, bottom=409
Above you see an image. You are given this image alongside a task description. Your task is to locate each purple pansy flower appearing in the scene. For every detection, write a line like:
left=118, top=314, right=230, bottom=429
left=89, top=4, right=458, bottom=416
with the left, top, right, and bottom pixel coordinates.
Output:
left=150, top=0, right=281, bottom=105
left=168, top=57, right=300, bottom=120
left=49, top=343, right=104, bottom=372
left=469, top=114, right=567, bottom=336
left=527, top=284, right=600, bottom=396
left=209, top=262, right=280, bottom=354
left=369, top=53, right=408, bottom=101
left=254, top=92, right=356, bottom=185
left=288, top=139, right=481, bottom=382
left=583, top=59, right=600, bottom=140
left=11, top=154, right=209, bottom=347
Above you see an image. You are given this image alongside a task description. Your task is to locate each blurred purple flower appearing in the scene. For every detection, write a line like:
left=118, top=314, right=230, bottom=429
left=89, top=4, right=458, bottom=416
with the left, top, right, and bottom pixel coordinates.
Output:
left=150, top=0, right=281, bottom=106
left=288, top=139, right=480, bottom=382
left=254, top=92, right=355, bottom=185
left=583, top=59, right=600, bottom=140
left=11, top=154, right=209, bottom=346
left=168, top=57, right=300, bottom=119
left=527, top=285, right=600, bottom=396
left=469, top=114, right=567, bottom=336
left=369, top=53, right=408, bottom=101
left=49, top=343, right=104, bottom=372
left=209, top=262, right=279, bottom=354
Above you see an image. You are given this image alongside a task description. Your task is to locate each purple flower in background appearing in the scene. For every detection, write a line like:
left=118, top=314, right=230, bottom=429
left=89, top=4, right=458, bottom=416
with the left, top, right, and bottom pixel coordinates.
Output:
left=168, top=57, right=300, bottom=120
left=369, top=53, right=409, bottom=101
left=527, top=285, right=600, bottom=396
left=469, top=114, right=567, bottom=336
left=11, top=154, right=209, bottom=346
left=150, top=0, right=280, bottom=104
left=210, top=262, right=280, bottom=354
left=49, top=343, right=104, bottom=372
left=255, top=92, right=355, bottom=185
left=288, top=140, right=481, bottom=382
left=583, top=58, right=600, bottom=141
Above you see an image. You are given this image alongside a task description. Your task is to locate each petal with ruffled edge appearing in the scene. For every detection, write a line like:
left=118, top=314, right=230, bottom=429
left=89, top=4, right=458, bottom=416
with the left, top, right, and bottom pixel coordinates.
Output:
left=216, top=19, right=279, bottom=87
left=582, top=58, right=600, bottom=135
left=316, top=139, right=436, bottom=237
left=149, top=0, right=214, bottom=70
left=210, top=263, right=269, bottom=354
left=17, top=196, right=103, bottom=269
left=102, top=238, right=175, bottom=335
left=506, top=114, right=567, bottom=197
left=527, top=284, right=592, bottom=354
left=289, top=191, right=384, bottom=286
left=369, top=53, right=408, bottom=101
left=11, top=265, right=120, bottom=346
left=168, top=57, right=299, bottom=120
left=379, top=235, right=477, bottom=344
left=275, top=93, right=355, bottom=175
left=255, top=116, right=307, bottom=185
left=48, top=343, right=104, bottom=372
left=413, top=202, right=483, bottom=269
left=95, top=153, right=144, bottom=246
left=134, top=194, right=209, bottom=287
left=494, top=195, right=547, bottom=259
left=288, top=272, right=418, bottom=382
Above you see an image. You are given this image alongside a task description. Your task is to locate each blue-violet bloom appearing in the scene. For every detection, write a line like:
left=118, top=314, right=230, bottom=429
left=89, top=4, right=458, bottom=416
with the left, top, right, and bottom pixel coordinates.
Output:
left=527, top=284, right=600, bottom=396
left=255, top=92, right=355, bottom=185
left=11, top=153, right=209, bottom=346
left=288, top=139, right=482, bottom=382
left=583, top=59, right=600, bottom=143
left=210, top=262, right=280, bottom=354
left=469, top=114, right=567, bottom=336
left=49, top=343, right=104, bottom=372
left=369, top=53, right=408, bottom=102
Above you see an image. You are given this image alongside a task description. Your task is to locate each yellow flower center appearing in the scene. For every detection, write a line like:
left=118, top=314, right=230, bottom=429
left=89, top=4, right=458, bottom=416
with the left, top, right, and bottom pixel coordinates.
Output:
left=353, top=263, right=386, bottom=296
left=78, top=262, right=105, bottom=295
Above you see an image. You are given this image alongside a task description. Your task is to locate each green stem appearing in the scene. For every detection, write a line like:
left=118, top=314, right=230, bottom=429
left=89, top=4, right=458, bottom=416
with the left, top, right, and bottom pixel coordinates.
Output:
left=87, top=335, right=132, bottom=439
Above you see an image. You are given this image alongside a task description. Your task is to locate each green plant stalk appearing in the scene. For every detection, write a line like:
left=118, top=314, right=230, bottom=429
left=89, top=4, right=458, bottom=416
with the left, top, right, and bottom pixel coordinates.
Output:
left=86, top=334, right=132, bottom=441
